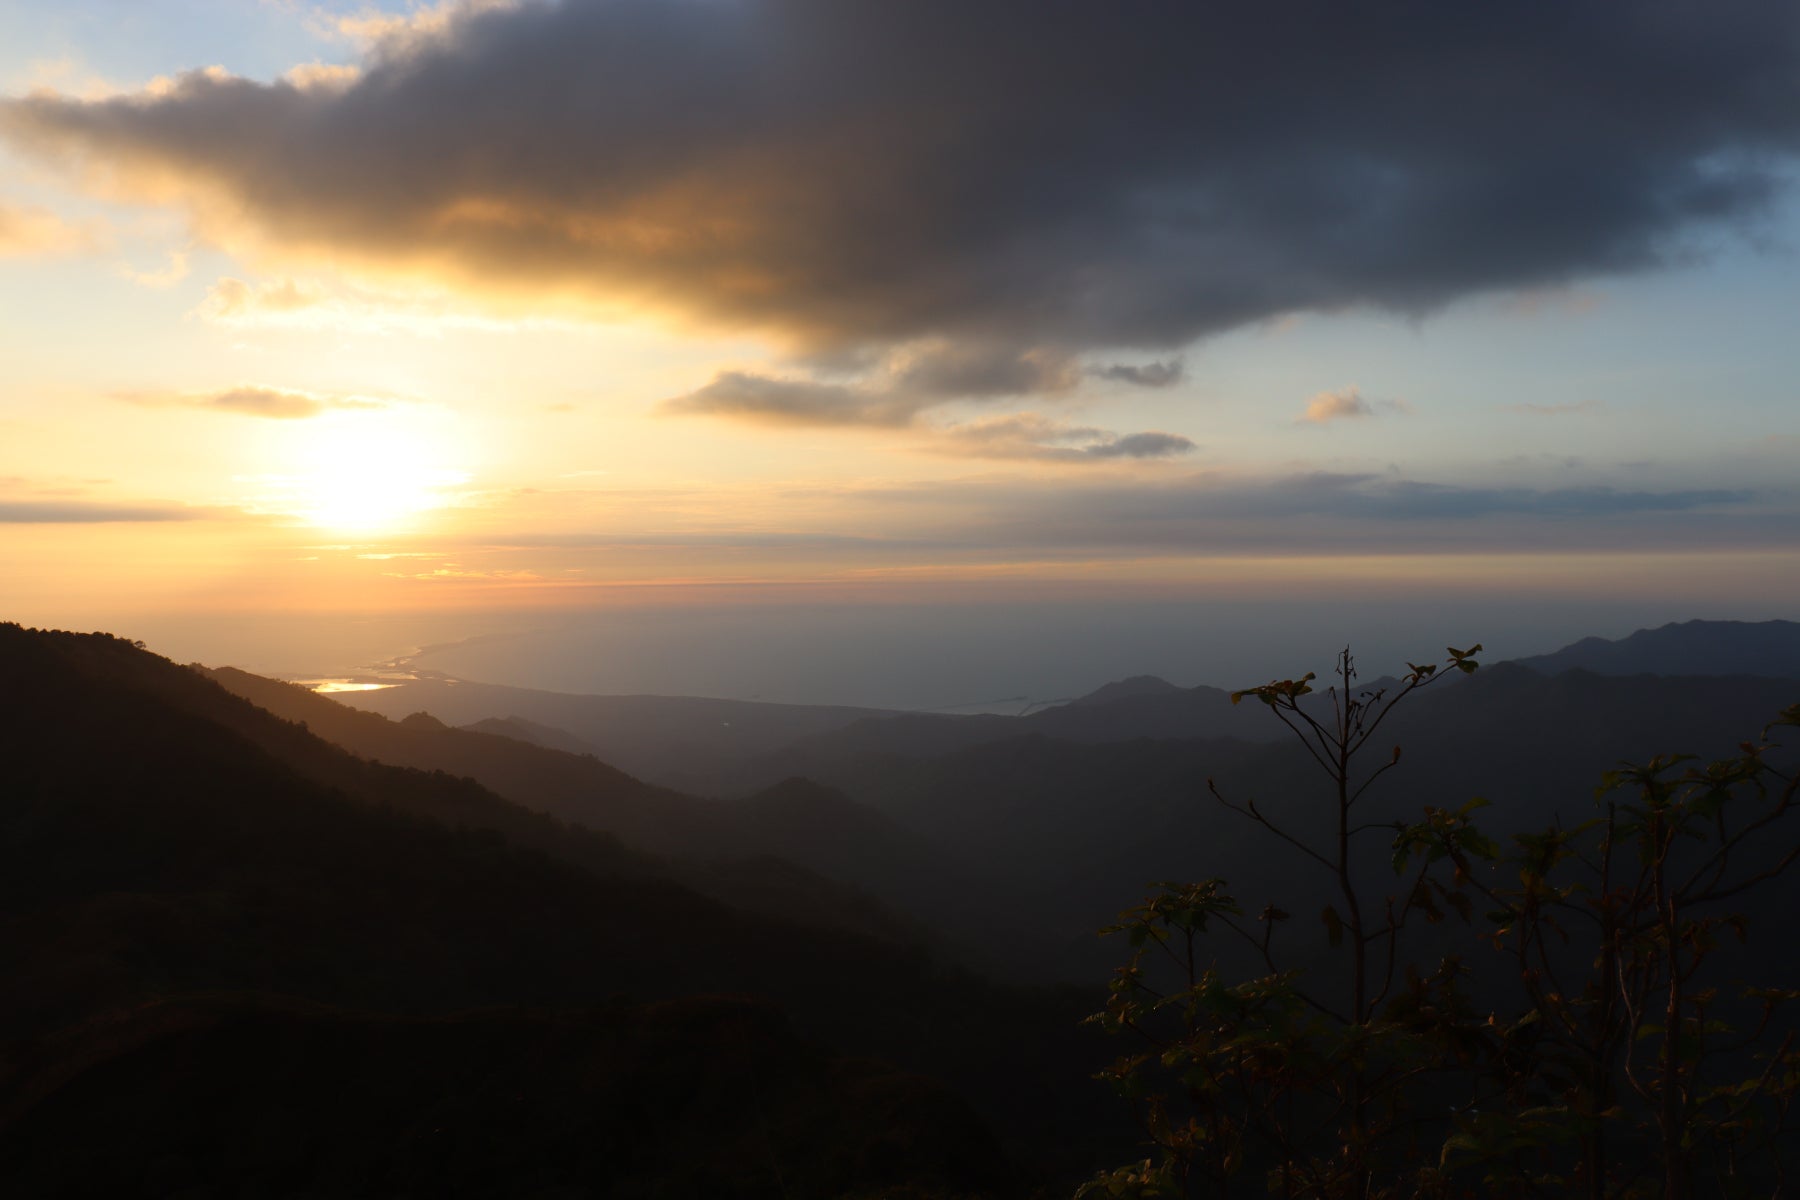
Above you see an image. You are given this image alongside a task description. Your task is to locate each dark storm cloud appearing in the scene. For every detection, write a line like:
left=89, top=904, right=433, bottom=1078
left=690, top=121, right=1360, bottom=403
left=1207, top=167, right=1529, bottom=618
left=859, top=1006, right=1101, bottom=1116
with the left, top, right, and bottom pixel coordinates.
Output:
left=5, top=1, right=1797, bottom=357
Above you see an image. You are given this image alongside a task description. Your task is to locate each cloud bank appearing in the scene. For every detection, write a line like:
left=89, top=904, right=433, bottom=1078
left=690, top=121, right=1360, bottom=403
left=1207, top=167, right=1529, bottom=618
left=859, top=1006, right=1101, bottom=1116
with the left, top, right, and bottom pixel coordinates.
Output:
left=829, top=471, right=1774, bottom=557
left=4, top=0, right=1796, bottom=360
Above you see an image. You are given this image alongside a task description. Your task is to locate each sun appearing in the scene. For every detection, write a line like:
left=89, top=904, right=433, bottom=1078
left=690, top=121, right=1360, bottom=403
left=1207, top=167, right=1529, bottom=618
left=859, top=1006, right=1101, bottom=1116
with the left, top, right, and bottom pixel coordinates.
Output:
left=261, top=408, right=471, bottom=533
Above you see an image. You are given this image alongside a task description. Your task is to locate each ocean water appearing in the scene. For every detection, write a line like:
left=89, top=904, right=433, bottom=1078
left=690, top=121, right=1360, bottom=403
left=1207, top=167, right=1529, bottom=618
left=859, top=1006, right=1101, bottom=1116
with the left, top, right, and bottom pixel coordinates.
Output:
left=117, top=594, right=1781, bottom=711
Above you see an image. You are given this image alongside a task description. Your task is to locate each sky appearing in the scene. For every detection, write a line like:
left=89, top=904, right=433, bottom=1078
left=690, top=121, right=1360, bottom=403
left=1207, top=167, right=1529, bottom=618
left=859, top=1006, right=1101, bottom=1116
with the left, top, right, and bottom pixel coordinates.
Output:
left=1, top=0, right=1797, bottom=707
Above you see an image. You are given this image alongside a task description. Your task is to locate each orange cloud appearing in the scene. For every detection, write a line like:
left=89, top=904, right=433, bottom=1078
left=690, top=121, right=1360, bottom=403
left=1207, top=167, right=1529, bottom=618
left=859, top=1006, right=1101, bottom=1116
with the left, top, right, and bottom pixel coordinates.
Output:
left=1299, top=386, right=1411, bottom=425
left=192, top=274, right=578, bottom=335
left=114, top=385, right=391, bottom=419
left=0, top=200, right=101, bottom=257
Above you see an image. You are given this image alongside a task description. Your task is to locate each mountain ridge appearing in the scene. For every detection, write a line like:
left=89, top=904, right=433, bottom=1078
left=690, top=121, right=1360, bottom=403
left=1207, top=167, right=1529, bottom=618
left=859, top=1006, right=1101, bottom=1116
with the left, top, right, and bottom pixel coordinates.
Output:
left=1507, top=618, right=1800, bottom=679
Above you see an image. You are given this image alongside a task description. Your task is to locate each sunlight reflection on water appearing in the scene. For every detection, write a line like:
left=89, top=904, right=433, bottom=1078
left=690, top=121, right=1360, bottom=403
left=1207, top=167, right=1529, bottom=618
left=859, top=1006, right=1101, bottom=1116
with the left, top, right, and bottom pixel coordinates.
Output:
left=299, top=679, right=398, bottom=694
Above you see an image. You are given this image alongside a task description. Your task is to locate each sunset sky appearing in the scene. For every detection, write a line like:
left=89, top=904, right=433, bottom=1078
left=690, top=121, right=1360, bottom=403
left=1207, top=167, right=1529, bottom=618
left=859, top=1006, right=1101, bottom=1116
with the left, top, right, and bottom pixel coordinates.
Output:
left=2, top=1, right=1797, bottom=705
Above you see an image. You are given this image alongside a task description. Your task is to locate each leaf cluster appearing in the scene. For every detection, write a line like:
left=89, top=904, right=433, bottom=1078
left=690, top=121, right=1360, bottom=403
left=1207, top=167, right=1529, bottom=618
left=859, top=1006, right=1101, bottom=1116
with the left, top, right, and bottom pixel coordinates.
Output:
left=1084, top=651, right=1800, bottom=1199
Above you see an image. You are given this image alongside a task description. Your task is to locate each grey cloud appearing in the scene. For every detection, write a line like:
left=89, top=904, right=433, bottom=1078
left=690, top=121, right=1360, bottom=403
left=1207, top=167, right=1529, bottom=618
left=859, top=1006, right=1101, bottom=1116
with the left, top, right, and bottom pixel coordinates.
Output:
left=437, top=471, right=1782, bottom=559
left=0, top=500, right=202, bottom=523
left=931, top=413, right=1196, bottom=463
left=1091, top=432, right=1196, bottom=459
left=1090, top=360, right=1184, bottom=388
left=1364, top=481, right=1750, bottom=519
left=5, top=1, right=1797, bottom=357
left=662, top=369, right=1200, bottom=459
left=832, top=470, right=1771, bottom=555
left=660, top=370, right=924, bottom=427
left=892, top=345, right=1081, bottom=398
left=661, top=346, right=1086, bottom=428
left=1111, top=472, right=1751, bottom=522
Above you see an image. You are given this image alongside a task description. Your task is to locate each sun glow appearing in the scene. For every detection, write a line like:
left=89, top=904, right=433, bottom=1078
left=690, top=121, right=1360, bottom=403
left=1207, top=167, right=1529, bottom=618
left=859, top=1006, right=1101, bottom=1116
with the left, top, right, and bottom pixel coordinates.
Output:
left=254, top=408, right=471, bottom=532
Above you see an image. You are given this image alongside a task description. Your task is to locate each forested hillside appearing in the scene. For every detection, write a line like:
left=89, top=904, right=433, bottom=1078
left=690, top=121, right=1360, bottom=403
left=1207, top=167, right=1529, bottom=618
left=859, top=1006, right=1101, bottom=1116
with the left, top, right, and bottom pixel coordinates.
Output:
left=0, top=625, right=1113, bottom=1196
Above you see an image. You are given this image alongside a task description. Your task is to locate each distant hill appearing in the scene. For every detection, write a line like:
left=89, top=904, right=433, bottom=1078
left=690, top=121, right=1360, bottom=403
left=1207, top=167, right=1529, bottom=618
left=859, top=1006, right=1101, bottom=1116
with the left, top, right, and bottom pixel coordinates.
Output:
left=781, top=679, right=1279, bottom=768
left=751, top=661, right=1800, bottom=981
left=330, top=677, right=904, bottom=792
left=728, top=625, right=1800, bottom=796
left=1509, top=618, right=1800, bottom=679
left=1064, top=674, right=1184, bottom=707
left=201, top=666, right=962, bottom=946
left=317, top=669, right=1312, bottom=798
left=461, top=713, right=597, bottom=755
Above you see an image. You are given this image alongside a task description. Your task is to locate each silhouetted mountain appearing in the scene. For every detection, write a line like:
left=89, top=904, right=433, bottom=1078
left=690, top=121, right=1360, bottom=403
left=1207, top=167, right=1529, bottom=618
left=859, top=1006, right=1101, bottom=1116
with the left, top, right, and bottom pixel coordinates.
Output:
left=1064, top=674, right=1183, bottom=706
left=0, top=625, right=1123, bottom=1190
left=1027, top=681, right=1272, bottom=743
left=742, top=683, right=1277, bottom=797
left=617, top=682, right=1275, bottom=796
left=1509, top=618, right=1800, bottom=679
left=769, top=621, right=1799, bottom=783
left=0, top=626, right=929, bottom=1036
left=201, top=666, right=960, bottom=945
left=461, top=713, right=596, bottom=755
left=332, top=676, right=903, bottom=792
